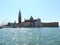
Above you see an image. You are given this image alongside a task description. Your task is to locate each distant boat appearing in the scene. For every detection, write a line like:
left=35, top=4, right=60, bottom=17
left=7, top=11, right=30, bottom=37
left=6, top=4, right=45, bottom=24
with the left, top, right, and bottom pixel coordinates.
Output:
left=0, top=26, right=2, bottom=29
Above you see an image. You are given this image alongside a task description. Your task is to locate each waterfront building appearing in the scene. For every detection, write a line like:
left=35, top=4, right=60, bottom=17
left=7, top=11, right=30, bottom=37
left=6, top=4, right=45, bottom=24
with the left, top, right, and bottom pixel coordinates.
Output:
left=2, top=10, right=59, bottom=28
left=23, top=16, right=42, bottom=27
left=34, top=19, right=42, bottom=27
left=42, top=22, right=59, bottom=27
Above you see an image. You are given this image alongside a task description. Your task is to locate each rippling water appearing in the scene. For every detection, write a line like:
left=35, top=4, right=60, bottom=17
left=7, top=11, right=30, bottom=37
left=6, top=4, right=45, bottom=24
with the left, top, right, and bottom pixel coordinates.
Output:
left=0, top=27, right=60, bottom=45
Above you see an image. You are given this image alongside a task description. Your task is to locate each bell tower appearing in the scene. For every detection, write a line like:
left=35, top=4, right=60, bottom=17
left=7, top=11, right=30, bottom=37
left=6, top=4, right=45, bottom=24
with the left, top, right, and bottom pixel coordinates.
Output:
left=18, top=10, right=21, bottom=24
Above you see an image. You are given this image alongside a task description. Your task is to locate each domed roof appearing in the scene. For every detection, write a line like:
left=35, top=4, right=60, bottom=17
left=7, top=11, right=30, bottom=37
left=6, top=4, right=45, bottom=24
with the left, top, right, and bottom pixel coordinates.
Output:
left=30, top=16, right=33, bottom=21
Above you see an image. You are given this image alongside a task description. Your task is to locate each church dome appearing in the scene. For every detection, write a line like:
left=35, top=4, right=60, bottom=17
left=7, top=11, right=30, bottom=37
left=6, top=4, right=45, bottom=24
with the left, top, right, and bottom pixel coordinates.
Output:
left=30, top=16, right=33, bottom=21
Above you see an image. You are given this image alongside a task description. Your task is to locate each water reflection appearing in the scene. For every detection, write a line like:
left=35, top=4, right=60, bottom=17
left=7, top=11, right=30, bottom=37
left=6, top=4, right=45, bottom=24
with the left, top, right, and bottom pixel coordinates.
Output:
left=0, top=28, right=60, bottom=45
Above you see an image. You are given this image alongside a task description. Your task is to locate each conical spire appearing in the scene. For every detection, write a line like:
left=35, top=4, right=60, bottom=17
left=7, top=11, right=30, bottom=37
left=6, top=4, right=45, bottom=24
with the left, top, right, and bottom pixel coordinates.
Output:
left=19, top=10, right=21, bottom=16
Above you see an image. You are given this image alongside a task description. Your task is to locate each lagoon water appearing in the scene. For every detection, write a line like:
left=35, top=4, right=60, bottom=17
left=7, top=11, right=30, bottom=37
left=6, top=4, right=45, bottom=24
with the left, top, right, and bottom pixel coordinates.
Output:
left=0, top=27, right=60, bottom=45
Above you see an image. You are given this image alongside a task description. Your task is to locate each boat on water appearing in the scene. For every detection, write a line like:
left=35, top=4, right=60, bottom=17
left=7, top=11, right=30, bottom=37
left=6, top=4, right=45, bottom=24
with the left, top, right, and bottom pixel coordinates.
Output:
left=0, top=27, right=2, bottom=29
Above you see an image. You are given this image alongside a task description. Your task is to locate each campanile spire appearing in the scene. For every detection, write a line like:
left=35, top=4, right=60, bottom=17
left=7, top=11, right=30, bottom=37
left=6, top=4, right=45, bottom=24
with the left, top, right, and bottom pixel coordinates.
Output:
left=18, top=10, right=21, bottom=24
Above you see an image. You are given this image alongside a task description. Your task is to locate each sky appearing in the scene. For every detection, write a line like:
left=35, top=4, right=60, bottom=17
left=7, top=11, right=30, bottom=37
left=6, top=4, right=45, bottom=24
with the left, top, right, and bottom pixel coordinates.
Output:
left=0, top=0, right=60, bottom=25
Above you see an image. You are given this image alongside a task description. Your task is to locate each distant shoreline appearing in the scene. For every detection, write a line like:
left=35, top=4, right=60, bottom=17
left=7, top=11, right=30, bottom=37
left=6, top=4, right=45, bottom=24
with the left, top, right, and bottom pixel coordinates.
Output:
left=0, top=26, right=59, bottom=29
